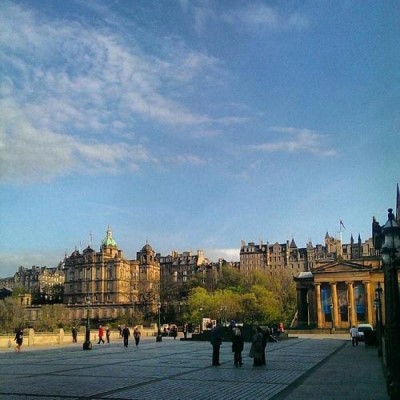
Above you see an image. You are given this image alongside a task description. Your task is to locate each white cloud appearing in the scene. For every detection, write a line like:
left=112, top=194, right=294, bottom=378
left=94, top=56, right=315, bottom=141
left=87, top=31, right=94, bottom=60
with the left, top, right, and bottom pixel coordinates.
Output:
left=166, top=154, right=206, bottom=166
left=0, top=2, right=233, bottom=183
left=222, top=4, right=309, bottom=32
left=248, top=126, right=337, bottom=156
left=0, top=101, right=156, bottom=183
left=205, top=248, right=240, bottom=262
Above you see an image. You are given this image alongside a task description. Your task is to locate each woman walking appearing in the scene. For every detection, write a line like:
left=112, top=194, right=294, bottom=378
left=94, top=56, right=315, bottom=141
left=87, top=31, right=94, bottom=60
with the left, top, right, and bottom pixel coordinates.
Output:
left=14, top=328, right=23, bottom=352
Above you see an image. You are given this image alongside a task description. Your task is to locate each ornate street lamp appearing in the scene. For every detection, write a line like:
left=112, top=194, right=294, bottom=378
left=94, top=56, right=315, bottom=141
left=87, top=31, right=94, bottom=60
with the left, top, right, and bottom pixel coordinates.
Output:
left=380, top=208, right=400, bottom=399
left=156, top=301, right=162, bottom=342
left=374, top=282, right=383, bottom=357
left=83, top=294, right=92, bottom=350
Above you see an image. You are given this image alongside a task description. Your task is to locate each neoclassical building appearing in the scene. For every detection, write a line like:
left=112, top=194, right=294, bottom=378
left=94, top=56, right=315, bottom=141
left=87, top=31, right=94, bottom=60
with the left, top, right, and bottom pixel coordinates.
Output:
left=294, top=186, right=400, bottom=330
left=294, top=258, right=382, bottom=329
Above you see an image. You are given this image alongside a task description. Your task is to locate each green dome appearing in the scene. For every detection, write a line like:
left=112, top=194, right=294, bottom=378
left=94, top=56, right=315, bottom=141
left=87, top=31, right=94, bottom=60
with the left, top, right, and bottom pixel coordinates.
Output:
left=101, top=228, right=118, bottom=248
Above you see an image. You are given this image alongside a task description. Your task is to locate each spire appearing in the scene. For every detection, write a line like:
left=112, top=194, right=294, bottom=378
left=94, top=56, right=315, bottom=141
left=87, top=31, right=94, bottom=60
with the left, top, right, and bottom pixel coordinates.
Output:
left=396, top=183, right=400, bottom=223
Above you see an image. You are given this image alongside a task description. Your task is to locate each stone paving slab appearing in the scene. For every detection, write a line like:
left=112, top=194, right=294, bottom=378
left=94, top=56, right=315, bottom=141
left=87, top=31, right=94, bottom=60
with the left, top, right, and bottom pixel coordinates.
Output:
left=0, top=336, right=388, bottom=399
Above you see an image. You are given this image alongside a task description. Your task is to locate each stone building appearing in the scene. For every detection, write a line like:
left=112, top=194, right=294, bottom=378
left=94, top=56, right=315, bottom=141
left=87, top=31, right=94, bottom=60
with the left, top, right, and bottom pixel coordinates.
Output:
left=240, top=233, right=377, bottom=277
left=293, top=185, right=400, bottom=330
left=158, top=250, right=208, bottom=287
left=294, top=257, right=382, bottom=329
left=0, top=265, right=65, bottom=301
left=62, top=228, right=160, bottom=321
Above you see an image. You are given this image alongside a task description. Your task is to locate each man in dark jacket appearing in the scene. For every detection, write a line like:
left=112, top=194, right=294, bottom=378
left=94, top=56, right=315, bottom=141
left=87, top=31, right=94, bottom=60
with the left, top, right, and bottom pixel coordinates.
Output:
left=232, top=327, right=244, bottom=367
left=210, top=324, right=223, bottom=366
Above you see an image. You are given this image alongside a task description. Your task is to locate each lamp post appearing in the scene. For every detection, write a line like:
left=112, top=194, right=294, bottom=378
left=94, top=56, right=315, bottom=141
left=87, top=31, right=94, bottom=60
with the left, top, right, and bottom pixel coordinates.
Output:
left=380, top=208, right=400, bottom=399
left=199, top=307, right=203, bottom=333
left=375, top=282, right=383, bottom=357
left=83, top=294, right=92, bottom=350
left=348, top=305, right=352, bottom=328
left=330, top=304, right=335, bottom=334
left=156, top=301, right=162, bottom=342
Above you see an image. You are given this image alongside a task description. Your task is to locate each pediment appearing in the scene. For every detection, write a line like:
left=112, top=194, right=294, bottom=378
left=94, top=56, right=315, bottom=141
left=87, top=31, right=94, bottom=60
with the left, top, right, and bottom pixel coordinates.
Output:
left=312, top=260, right=372, bottom=274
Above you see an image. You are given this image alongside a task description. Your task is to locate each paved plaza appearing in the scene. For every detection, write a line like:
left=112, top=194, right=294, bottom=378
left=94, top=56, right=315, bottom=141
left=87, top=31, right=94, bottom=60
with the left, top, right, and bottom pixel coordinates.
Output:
left=0, top=335, right=389, bottom=399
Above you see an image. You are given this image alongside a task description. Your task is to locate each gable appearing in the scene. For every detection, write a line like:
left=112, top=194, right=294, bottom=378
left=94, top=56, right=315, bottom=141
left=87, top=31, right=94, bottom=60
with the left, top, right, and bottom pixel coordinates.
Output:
left=313, top=260, right=372, bottom=274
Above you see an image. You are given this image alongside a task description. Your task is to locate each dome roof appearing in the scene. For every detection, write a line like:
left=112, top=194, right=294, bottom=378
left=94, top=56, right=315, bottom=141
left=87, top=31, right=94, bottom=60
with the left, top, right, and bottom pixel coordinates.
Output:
left=142, top=243, right=153, bottom=252
left=101, top=228, right=118, bottom=248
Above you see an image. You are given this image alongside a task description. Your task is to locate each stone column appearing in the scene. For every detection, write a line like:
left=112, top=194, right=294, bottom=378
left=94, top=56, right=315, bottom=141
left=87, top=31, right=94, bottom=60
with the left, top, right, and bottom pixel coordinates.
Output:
left=331, top=283, right=339, bottom=328
left=364, top=281, right=373, bottom=324
left=347, top=282, right=355, bottom=325
left=315, top=284, right=322, bottom=328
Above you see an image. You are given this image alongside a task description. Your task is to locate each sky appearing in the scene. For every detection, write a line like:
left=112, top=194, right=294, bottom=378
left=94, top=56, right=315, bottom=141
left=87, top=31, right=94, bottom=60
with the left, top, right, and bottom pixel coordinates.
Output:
left=0, top=0, right=399, bottom=278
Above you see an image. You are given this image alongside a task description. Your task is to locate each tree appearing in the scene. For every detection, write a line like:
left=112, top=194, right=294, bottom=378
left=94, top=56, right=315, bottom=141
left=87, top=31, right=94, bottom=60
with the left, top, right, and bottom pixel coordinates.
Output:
left=0, top=297, right=25, bottom=333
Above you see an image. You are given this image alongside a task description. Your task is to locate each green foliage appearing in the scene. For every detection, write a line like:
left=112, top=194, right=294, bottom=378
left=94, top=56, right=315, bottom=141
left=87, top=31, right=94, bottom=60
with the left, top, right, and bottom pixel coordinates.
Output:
left=0, top=298, right=25, bottom=333
left=184, top=267, right=297, bottom=326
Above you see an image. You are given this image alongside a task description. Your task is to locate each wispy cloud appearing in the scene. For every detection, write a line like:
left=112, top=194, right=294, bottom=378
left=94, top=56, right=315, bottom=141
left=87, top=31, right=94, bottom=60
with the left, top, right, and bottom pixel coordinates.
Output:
left=223, top=4, right=309, bottom=33
left=0, top=101, right=156, bottom=183
left=165, top=154, right=206, bottom=166
left=0, top=3, right=228, bottom=183
left=248, top=127, right=337, bottom=156
left=193, top=3, right=308, bottom=35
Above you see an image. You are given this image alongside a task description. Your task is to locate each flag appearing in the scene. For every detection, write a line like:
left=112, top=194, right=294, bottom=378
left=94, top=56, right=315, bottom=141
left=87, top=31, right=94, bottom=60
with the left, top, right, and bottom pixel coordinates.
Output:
left=340, top=219, right=346, bottom=230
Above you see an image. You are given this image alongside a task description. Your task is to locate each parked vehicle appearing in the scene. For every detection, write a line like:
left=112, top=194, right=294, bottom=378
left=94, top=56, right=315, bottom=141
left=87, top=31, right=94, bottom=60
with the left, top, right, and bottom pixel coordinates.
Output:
left=357, top=323, right=373, bottom=341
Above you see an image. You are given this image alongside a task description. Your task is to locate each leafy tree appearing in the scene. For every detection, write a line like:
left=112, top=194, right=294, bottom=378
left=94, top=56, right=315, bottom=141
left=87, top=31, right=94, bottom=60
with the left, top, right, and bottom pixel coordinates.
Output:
left=0, top=297, right=25, bottom=333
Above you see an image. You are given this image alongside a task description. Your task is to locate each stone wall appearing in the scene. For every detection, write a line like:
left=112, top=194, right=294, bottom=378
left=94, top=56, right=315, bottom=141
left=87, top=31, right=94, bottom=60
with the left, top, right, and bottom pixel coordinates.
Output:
left=0, top=324, right=159, bottom=349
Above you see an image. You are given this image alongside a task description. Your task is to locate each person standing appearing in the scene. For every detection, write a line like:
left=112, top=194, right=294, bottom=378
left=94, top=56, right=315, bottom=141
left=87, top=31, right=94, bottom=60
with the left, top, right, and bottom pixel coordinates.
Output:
left=122, top=324, right=130, bottom=348
left=250, top=327, right=264, bottom=366
left=232, top=327, right=244, bottom=367
left=72, top=326, right=77, bottom=343
left=210, top=324, right=223, bottom=366
left=106, top=327, right=111, bottom=344
left=350, top=325, right=359, bottom=347
left=14, top=328, right=23, bottom=352
left=183, top=323, right=188, bottom=339
left=134, top=326, right=141, bottom=347
left=261, top=327, right=268, bottom=365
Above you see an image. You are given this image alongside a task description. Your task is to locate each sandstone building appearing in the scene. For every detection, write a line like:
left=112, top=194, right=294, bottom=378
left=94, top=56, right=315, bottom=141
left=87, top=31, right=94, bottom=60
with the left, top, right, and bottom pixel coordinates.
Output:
left=60, top=228, right=160, bottom=321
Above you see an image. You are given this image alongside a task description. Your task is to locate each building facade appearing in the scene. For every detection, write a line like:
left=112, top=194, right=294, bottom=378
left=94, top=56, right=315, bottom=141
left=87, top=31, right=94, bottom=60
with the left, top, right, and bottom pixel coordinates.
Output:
left=63, top=228, right=160, bottom=317
left=0, top=265, right=65, bottom=302
left=158, top=250, right=208, bottom=287
left=294, top=257, right=382, bottom=329
left=240, top=234, right=377, bottom=277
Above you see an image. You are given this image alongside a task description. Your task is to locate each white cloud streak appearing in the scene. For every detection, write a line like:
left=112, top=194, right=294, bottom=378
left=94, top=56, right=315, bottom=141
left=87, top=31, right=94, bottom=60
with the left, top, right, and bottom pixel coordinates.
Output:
left=223, top=4, right=308, bottom=33
left=249, top=127, right=337, bottom=156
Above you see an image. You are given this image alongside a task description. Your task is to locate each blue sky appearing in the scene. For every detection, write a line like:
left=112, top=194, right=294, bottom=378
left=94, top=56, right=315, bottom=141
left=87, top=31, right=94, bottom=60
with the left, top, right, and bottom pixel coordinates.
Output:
left=0, top=0, right=399, bottom=278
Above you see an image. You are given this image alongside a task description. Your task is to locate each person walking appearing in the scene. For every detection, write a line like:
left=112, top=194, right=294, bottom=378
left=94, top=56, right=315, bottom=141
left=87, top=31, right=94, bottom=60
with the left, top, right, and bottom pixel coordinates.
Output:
left=350, top=325, right=359, bottom=347
left=72, top=326, right=77, bottom=343
left=14, top=328, right=23, bottom=352
left=134, top=326, right=141, bottom=347
left=170, top=324, right=177, bottom=340
left=122, top=324, right=130, bottom=348
left=249, top=327, right=264, bottom=366
left=232, top=327, right=244, bottom=367
left=106, top=327, right=111, bottom=344
left=98, top=325, right=105, bottom=344
left=210, top=324, right=223, bottom=366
